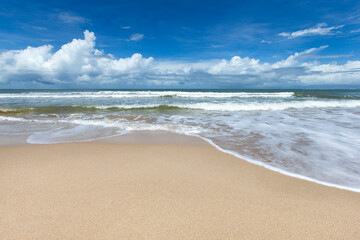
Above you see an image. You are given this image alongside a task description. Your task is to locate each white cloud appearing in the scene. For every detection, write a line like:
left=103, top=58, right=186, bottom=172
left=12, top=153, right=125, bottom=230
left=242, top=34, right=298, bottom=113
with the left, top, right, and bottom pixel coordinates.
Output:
left=58, top=12, right=88, bottom=23
left=121, top=26, right=131, bottom=29
left=350, top=29, right=360, bottom=33
left=261, top=40, right=272, bottom=44
left=0, top=30, right=359, bottom=88
left=299, top=61, right=360, bottom=85
left=279, top=23, right=344, bottom=39
left=0, top=30, right=153, bottom=85
left=207, top=56, right=270, bottom=75
left=271, top=46, right=328, bottom=68
left=32, top=26, right=47, bottom=31
left=128, top=33, right=144, bottom=41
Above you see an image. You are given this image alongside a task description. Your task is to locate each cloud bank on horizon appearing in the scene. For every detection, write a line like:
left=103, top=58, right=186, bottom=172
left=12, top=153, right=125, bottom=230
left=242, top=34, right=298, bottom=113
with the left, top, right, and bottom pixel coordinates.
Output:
left=1, top=30, right=360, bottom=88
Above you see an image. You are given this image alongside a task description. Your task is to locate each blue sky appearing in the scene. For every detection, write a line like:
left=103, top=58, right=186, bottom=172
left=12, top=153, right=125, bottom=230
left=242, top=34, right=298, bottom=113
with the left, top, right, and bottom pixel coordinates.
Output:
left=0, top=0, right=360, bottom=88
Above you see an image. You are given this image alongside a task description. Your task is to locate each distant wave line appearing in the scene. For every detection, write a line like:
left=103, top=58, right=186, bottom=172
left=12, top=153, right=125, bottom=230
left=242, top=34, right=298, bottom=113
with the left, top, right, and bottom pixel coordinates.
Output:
left=1, top=100, right=360, bottom=114
left=0, top=91, right=295, bottom=99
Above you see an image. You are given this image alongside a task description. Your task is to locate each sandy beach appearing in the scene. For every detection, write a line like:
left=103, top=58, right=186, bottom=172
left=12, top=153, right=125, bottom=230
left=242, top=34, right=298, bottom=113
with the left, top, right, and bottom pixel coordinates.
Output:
left=0, top=134, right=359, bottom=239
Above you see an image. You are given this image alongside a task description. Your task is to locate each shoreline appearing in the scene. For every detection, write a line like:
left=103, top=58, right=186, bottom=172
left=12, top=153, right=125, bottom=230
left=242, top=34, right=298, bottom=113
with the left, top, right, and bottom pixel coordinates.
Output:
left=100, top=131, right=360, bottom=193
left=1, top=130, right=360, bottom=192
left=196, top=135, right=360, bottom=193
left=0, top=135, right=359, bottom=239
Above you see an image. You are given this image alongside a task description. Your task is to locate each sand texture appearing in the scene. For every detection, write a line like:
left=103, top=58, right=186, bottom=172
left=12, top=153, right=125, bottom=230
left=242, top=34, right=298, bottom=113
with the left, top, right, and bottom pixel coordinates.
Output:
left=1, top=142, right=359, bottom=239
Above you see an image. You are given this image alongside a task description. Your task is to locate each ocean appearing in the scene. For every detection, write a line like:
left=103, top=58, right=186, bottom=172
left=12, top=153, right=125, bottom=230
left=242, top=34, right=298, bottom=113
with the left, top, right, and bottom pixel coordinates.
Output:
left=0, top=89, right=359, bottom=191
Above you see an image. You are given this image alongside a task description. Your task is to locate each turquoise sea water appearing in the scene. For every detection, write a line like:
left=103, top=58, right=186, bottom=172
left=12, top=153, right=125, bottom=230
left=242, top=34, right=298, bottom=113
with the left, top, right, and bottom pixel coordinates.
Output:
left=1, top=89, right=360, bottom=191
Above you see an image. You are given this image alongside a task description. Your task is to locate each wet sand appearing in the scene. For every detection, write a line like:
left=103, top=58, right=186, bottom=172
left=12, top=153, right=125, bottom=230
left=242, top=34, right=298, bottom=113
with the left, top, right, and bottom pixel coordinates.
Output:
left=0, top=135, right=359, bottom=239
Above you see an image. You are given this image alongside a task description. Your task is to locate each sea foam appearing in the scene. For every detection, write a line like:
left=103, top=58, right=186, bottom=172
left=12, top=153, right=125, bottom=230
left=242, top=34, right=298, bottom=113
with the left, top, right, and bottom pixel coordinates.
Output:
left=1, top=89, right=360, bottom=190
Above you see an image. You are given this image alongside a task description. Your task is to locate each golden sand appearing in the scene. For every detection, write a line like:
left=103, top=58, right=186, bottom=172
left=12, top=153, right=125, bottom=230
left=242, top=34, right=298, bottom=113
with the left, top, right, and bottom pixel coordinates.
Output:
left=0, top=142, right=359, bottom=239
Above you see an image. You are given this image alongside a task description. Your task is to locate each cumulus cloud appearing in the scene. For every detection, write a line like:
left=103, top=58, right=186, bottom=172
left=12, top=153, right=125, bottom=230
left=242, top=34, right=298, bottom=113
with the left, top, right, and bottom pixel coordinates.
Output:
left=0, top=30, right=359, bottom=88
left=279, top=23, right=344, bottom=39
left=299, top=61, right=360, bottom=85
left=0, top=30, right=153, bottom=86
